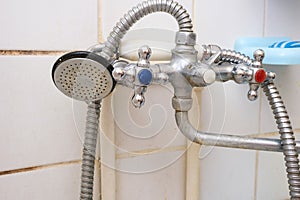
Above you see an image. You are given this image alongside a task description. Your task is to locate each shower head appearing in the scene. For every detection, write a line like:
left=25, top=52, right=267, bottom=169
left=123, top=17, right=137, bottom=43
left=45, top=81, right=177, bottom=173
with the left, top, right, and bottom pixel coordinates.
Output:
left=52, top=51, right=115, bottom=102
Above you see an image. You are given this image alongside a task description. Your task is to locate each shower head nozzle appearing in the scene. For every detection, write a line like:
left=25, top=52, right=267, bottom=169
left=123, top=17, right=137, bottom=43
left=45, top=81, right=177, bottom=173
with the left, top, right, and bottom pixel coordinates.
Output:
left=52, top=51, right=115, bottom=102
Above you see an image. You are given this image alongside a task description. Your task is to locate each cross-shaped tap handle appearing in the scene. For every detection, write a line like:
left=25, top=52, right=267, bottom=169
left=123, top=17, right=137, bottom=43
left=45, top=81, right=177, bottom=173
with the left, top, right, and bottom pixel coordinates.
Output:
left=247, top=49, right=266, bottom=101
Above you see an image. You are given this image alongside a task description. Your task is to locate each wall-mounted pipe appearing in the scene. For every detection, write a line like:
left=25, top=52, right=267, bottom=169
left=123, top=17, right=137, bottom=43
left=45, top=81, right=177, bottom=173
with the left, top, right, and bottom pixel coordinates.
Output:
left=175, top=110, right=300, bottom=153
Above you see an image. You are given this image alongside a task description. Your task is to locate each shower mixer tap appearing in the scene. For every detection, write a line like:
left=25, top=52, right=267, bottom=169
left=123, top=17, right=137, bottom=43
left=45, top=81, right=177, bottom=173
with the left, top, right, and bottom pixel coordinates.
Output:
left=51, top=0, right=300, bottom=199
left=203, top=45, right=268, bottom=101
left=113, top=45, right=169, bottom=108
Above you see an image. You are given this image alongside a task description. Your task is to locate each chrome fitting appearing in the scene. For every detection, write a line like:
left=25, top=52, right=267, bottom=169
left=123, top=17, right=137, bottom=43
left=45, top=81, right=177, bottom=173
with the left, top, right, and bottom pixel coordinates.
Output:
left=172, top=97, right=193, bottom=111
left=175, top=32, right=196, bottom=46
left=266, top=71, right=276, bottom=81
left=131, top=86, right=146, bottom=108
left=232, top=64, right=253, bottom=84
left=201, top=44, right=222, bottom=65
left=252, top=49, right=265, bottom=68
left=138, top=45, right=152, bottom=68
left=184, top=63, right=216, bottom=87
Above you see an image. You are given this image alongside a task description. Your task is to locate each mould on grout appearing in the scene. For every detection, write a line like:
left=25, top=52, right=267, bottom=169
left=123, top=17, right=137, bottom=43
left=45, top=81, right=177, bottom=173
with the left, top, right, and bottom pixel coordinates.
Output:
left=0, top=160, right=81, bottom=176
left=0, top=50, right=69, bottom=56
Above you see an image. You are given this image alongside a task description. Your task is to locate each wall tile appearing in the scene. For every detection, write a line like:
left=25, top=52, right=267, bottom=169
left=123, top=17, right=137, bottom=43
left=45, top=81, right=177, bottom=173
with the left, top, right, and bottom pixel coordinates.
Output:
left=111, top=85, right=186, bottom=153
left=116, top=150, right=186, bottom=200
left=0, top=163, right=101, bottom=200
left=260, top=65, right=300, bottom=133
left=265, top=0, right=300, bottom=39
left=256, top=151, right=289, bottom=200
left=194, top=0, right=264, bottom=48
left=0, top=0, right=98, bottom=50
left=200, top=82, right=260, bottom=135
left=199, top=148, right=256, bottom=200
left=0, top=56, right=87, bottom=171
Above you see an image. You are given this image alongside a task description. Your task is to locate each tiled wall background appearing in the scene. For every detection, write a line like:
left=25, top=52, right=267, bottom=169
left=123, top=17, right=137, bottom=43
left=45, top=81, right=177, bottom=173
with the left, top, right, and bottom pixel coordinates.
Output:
left=0, top=0, right=299, bottom=200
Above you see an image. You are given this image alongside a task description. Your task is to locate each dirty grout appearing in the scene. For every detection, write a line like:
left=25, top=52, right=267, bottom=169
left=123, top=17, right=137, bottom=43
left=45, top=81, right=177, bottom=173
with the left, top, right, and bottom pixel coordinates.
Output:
left=247, top=128, right=300, bottom=138
left=116, top=145, right=187, bottom=159
left=0, top=160, right=81, bottom=176
left=0, top=50, right=69, bottom=56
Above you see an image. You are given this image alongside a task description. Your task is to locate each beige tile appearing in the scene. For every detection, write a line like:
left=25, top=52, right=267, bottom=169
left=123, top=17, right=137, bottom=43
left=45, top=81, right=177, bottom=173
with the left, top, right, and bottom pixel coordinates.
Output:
left=260, top=65, right=300, bottom=133
left=0, top=0, right=98, bottom=50
left=194, top=0, right=264, bottom=48
left=112, top=85, right=187, bottom=153
left=199, top=147, right=256, bottom=200
left=0, top=163, right=101, bottom=200
left=0, top=162, right=101, bottom=200
left=116, top=150, right=186, bottom=200
left=256, top=151, right=289, bottom=200
left=200, top=82, right=260, bottom=135
left=265, top=0, right=300, bottom=38
left=0, top=56, right=87, bottom=171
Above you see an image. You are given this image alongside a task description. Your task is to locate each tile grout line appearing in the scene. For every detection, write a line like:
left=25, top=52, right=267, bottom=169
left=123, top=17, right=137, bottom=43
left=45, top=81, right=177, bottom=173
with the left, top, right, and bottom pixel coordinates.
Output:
left=254, top=77, right=264, bottom=199
left=192, top=0, right=195, bottom=23
left=263, top=0, right=267, bottom=37
left=0, top=160, right=81, bottom=177
left=254, top=151, right=259, bottom=200
left=248, top=128, right=300, bottom=138
left=98, top=0, right=103, bottom=43
left=0, top=50, right=69, bottom=56
left=116, top=145, right=187, bottom=159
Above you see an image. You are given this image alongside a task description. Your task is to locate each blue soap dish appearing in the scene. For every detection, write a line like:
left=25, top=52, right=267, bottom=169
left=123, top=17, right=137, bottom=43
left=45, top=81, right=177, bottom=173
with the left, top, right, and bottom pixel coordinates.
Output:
left=234, top=37, right=300, bottom=65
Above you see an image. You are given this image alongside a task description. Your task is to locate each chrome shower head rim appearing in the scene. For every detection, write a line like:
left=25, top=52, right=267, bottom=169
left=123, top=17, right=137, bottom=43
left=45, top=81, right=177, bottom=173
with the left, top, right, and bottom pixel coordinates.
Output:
left=52, top=51, right=115, bottom=102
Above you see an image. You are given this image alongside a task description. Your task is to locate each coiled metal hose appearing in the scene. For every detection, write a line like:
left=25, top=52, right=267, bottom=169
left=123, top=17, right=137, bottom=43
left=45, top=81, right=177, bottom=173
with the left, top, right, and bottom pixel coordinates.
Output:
left=262, top=82, right=300, bottom=199
left=80, top=101, right=101, bottom=200
left=220, top=49, right=253, bottom=66
left=100, top=0, right=193, bottom=60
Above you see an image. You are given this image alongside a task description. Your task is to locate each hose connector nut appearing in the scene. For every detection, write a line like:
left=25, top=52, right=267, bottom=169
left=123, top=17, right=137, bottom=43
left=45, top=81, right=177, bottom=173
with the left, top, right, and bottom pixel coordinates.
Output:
left=175, top=32, right=196, bottom=46
left=172, top=97, right=193, bottom=111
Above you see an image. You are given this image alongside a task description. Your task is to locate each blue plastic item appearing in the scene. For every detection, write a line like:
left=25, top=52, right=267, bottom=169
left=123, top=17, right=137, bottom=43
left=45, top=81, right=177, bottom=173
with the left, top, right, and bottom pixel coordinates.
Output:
left=269, top=41, right=300, bottom=48
left=138, top=69, right=152, bottom=85
left=234, top=37, right=300, bottom=65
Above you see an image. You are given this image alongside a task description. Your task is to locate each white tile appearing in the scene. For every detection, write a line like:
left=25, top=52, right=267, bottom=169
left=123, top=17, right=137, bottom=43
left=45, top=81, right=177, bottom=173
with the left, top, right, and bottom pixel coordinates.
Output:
left=116, top=150, right=186, bottom=200
left=0, top=163, right=101, bottom=200
left=194, top=0, right=264, bottom=48
left=112, top=85, right=186, bottom=153
left=0, top=0, right=98, bottom=50
left=101, top=0, right=193, bottom=39
left=260, top=65, right=300, bottom=133
left=0, top=56, right=88, bottom=171
left=116, top=148, right=185, bottom=174
left=200, top=82, right=260, bottom=135
left=256, top=151, right=289, bottom=200
left=265, top=0, right=300, bottom=39
left=199, top=147, right=256, bottom=200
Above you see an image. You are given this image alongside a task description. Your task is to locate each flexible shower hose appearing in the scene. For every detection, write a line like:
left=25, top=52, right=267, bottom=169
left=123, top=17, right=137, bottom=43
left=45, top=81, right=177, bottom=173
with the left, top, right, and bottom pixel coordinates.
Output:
left=262, top=82, right=300, bottom=199
left=100, top=0, right=193, bottom=61
left=80, top=101, right=101, bottom=200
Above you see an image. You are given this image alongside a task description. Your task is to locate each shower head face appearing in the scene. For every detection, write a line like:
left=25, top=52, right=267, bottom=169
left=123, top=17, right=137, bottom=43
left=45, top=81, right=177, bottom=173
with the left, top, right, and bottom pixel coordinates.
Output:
left=52, top=51, right=115, bottom=102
